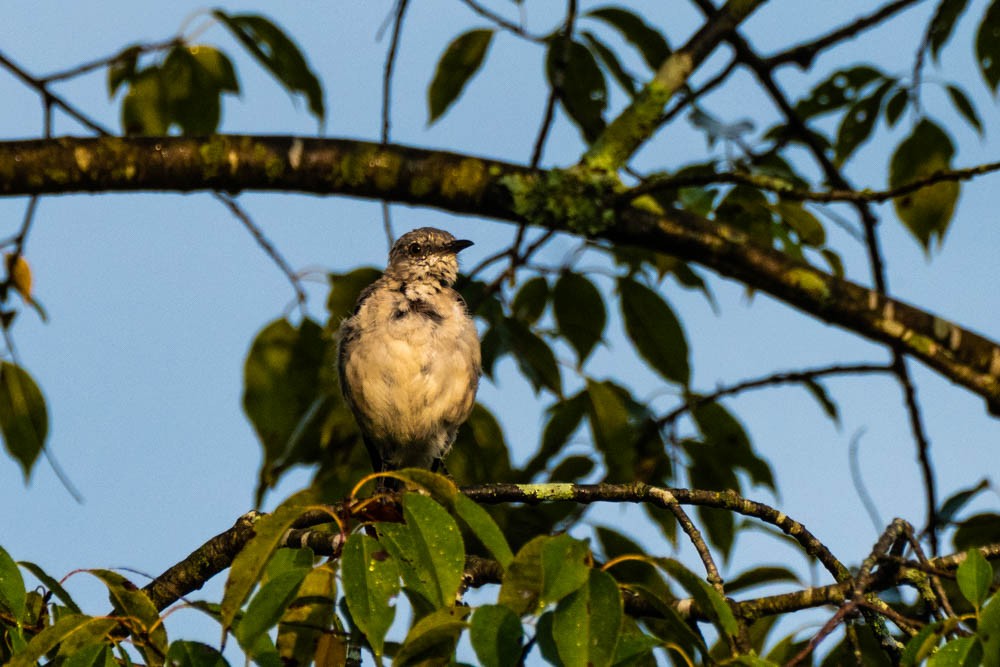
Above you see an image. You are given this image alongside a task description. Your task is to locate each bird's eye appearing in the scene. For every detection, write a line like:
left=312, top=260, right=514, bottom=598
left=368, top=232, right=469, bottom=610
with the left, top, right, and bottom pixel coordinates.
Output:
left=407, top=242, right=422, bottom=256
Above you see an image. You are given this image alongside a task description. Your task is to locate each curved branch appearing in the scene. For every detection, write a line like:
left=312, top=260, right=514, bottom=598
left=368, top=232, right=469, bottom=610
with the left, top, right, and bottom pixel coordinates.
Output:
left=1, top=135, right=1000, bottom=412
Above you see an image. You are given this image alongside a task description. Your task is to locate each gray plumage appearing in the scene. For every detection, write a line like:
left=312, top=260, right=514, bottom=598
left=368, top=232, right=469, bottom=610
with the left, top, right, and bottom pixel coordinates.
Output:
left=337, top=227, right=481, bottom=474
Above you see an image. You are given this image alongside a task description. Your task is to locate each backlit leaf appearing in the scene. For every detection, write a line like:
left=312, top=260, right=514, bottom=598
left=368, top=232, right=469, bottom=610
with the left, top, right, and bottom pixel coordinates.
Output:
left=540, top=534, right=592, bottom=606
left=165, top=641, right=230, bottom=667
left=454, top=493, right=514, bottom=568
left=889, top=118, right=959, bottom=251
left=553, top=271, right=606, bottom=364
left=428, top=29, right=494, bottom=123
left=341, top=534, right=399, bottom=659
left=498, top=535, right=548, bottom=615
left=401, top=492, right=465, bottom=608
left=470, top=605, right=523, bottom=667
left=956, top=548, right=993, bottom=608
left=394, top=606, right=470, bottom=665
left=552, top=569, right=623, bottom=667
left=0, top=545, right=25, bottom=623
left=618, top=278, right=689, bottom=385
left=0, top=362, right=47, bottom=480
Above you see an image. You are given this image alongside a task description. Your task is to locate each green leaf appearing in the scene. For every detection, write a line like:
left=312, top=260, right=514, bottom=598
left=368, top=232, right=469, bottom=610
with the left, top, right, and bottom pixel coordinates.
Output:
left=220, top=489, right=316, bottom=633
left=0, top=545, right=25, bottom=623
left=276, top=563, right=338, bottom=665
left=928, top=637, right=983, bottom=667
left=470, top=605, right=524, bottom=667
left=552, top=569, right=623, bottom=667
left=954, top=513, right=1000, bottom=551
left=692, top=399, right=773, bottom=489
left=449, top=403, right=516, bottom=485
left=62, top=644, right=116, bottom=667
left=401, top=492, right=466, bottom=608
left=586, top=6, right=670, bottom=69
left=165, top=641, right=230, bottom=667
left=901, top=622, right=945, bottom=666
left=341, top=533, right=399, bottom=659
left=107, top=45, right=141, bottom=97
left=188, top=45, right=239, bottom=93
left=618, top=278, right=689, bottom=385
left=834, top=79, right=895, bottom=166
left=523, top=391, right=588, bottom=479
left=801, top=378, right=840, bottom=423
left=0, top=362, right=47, bottom=480
left=655, top=558, right=738, bottom=640
left=511, top=276, right=549, bottom=324
left=581, top=31, right=636, bottom=96
left=394, top=606, right=470, bottom=665
left=88, top=569, right=167, bottom=663
left=939, top=479, right=990, bottom=525
left=981, top=595, right=1000, bottom=667
left=929, top=0, right=971, bottom=60
left=612, top=616, right=659, bottom=666
left=17, top=560, right=81, bottom=613
left=547, top=39, right=607, bottom=143
left=8, top=614, right=118, bottom=667
left=498, top=535, right=548, bottom=615
left=553, top=271, right=606, bottom=364
left=326, top=267, right=381, bottom=321
left=121, top=68, right=168, bottom=135
left=428, top=29, right=494, bottom=123
left=454, top=494, right=514, bottom=568
left=237, top=568, right=308, bottom=653
left=957, top=548, right=993, bottom=609
left=504, top=318, right=562, bottom=395
left=795, top=66, right=885, bottom=119
left=540, top=534, right=592, bottom=606
left=884, top=88, right=909, bottom=127
left=946, top=84, right=983, bottom=135
left=585, top=379, right=634, bottom=481
left=212, top=10, right=324, bottom=123
left=242, top=318, right=327, bottom=487
left=977, top=0, right=1000, bottom=92
left=889, top=118, right=959, bottom=251
left=773, top=201, right=825, bottom=247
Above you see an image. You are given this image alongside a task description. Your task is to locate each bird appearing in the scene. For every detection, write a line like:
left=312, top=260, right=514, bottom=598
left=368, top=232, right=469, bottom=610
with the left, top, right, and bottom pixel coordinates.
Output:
left=337, top=227, right=481, bottom=482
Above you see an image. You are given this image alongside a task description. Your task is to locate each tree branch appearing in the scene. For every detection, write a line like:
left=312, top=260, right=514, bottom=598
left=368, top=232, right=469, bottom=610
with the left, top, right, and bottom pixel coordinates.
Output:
left=2, top=135, right=1000, bottom=413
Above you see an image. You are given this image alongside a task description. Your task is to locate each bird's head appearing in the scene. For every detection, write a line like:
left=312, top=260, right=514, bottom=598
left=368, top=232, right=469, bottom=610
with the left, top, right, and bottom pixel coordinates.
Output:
left=385, top=227, right=473, bottom=286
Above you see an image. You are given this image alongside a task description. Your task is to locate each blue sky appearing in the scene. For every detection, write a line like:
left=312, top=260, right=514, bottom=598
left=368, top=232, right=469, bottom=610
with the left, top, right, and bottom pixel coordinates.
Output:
left=1, top=0, right=999, bottom=660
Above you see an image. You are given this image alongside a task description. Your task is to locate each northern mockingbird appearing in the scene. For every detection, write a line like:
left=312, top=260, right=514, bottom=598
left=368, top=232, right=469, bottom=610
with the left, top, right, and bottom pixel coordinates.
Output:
left=338, top=227, right=481, bottom=479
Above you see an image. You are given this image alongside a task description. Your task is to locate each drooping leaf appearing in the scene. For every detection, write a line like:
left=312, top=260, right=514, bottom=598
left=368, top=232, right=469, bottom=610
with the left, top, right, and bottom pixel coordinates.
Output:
left=581, top=31, right=636, bottom=96
left=0, top=362, right=47, bottom=481
left=8, top=614, right=118, bottom=667
left=553, top=271, right=606, bottom=364
left=612, top=616, right=660, bottom=666
left=834, top=79, right=895, bottom=165
left=976, top=0, right=1000, bottom=92
left=17, top=560, right=81, bottom=613
left=470, top=605, right=524, bottom=667
left=212, top=10, right=324, bottom=123
left=585, top=379, right=635, bottom=480
left=726, top=566, right=801, bottom=593
left=0, top=545, right=25, bottom=623
left=617, top=278, right=689, bottom=385
left=237, top=568, right=309, bottom=654
left=121, top=67, right=169, bottom=135
left=276, top=564, right=338, bottom=666
left=454, top=493, right=514, bottom=568
left=552, top=569, right=623, bottom=667
left=938, top=479, right=990, bottom=526
left=107, top=45, right=141, bottom=96
left=802, top=378, right=840, bottom=423
left=450, top=403, right=515, bottom=484
left=654, top=558, right=738, bottom=641
left=889, top=118, right=959, bottom=251
left=504, top=318, right=562, bottom=395
left=692, top=399, right=773, bottom=489
left=428, top=28, right=494, bottom=123
left=165, top=641, right=230, bottom=667
left=511, top=276, right=549, bottom=324
left=928, top=0, right=972, bottom=60
left=394, top=606, right=471, bottom=665
left=89, top=569, right=167, bottom=663
left=341, top=534, right=399, bottom=659
left=956, top=548, right=993, bottom=609
left=540, top=534, right=592, bottom=606
left=522, top=391, right=589, bottom=479
left=953, top=513, right=1000, bottom=550
left=401, top=492, right=466, bottom=608
left=547, top=38, right=607, bottom=142
left=498, top=535, right=548, bottom=615
left=220, top=489, right=316, bottom=633
left=946, top=84, right=983, bottom=135
left=794, top=66, right=885, bottom=119
left=884, top=88, right=909, bottom=127
left=773, top=201, right=826, bottom=247
left=586, top=6, right=670, bottom=69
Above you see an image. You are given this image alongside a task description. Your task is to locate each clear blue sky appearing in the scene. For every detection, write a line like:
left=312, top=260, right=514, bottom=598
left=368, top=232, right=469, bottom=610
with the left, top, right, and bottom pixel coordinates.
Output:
left=1, top=0, right=998, bottom=660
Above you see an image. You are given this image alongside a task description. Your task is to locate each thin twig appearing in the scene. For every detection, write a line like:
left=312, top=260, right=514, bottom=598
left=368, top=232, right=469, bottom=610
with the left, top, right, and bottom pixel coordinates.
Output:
left=657, top=363, right=893, bottom=427
left=456, top=0, right=546, bottom=43
left=212, top=192, right=307, bottom=308
left=766, top=0, right=922, bottom=69
left=39, top=39, right=179, bottom=84
left=848, top=429, right=883, bottom=534
left=658, top=58, right=737, bottom=128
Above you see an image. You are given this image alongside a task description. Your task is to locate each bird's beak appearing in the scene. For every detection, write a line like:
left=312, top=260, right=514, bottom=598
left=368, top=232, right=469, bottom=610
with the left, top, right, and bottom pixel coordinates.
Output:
left=448, top=239, right=474, bottom=253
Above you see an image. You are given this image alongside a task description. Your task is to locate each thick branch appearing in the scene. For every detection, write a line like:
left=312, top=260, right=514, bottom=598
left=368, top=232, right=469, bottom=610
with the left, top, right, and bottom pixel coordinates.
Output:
left=2, top=136, right=1000, bottom=412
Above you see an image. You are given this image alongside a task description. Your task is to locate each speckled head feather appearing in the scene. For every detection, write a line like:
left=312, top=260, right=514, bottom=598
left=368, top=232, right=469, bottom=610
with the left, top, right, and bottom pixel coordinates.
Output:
left=384, top=227, right=474, bottom=286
